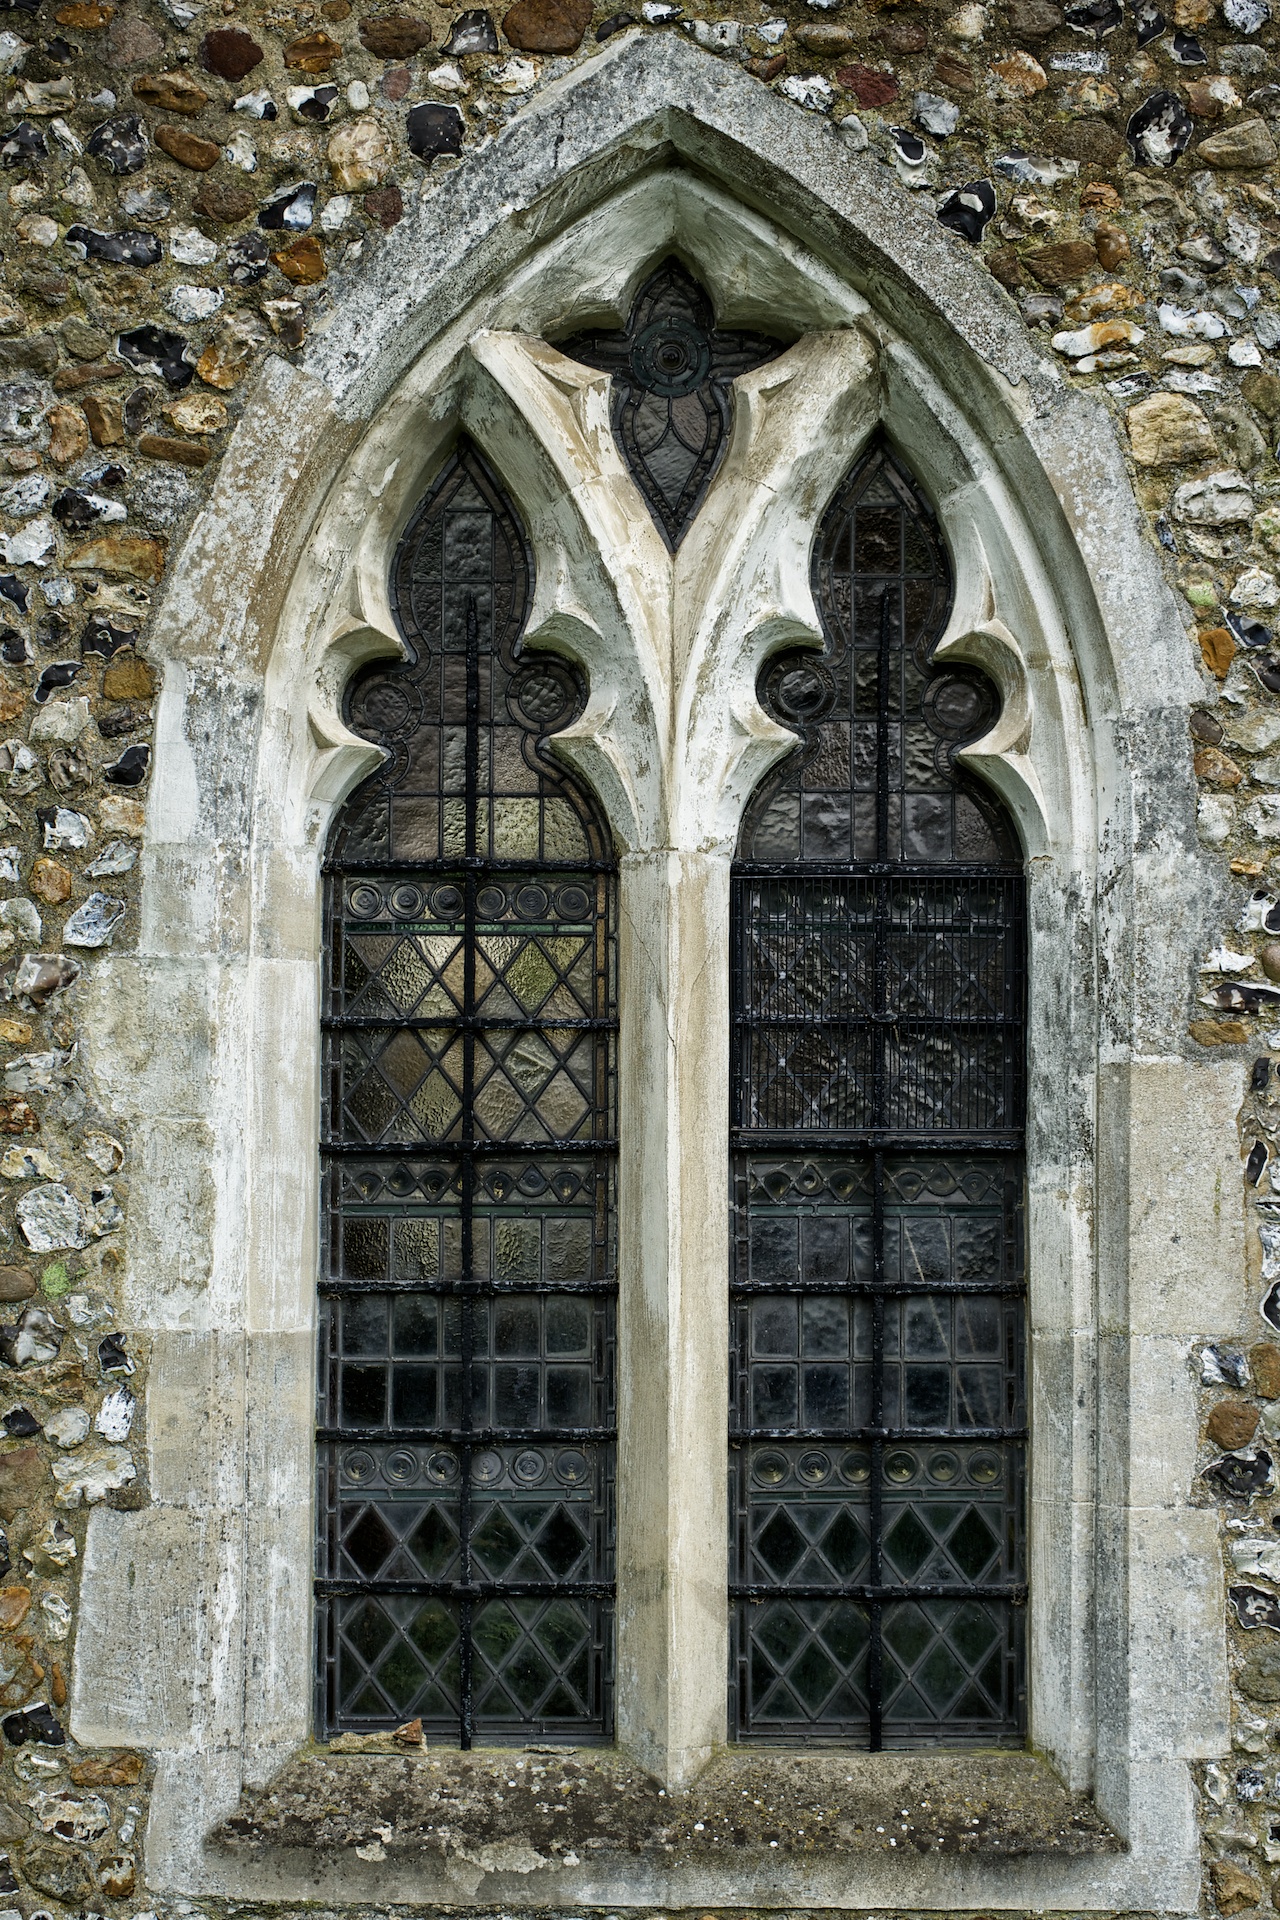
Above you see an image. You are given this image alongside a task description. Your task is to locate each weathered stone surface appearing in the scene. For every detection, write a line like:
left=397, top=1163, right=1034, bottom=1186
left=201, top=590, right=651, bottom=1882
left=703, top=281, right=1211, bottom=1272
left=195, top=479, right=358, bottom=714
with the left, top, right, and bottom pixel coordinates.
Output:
left=835, top=62, right=900, bottom=105
left=503, top=0, right=593, bottom=50
left=0, top=1266, right=35, bottom=1302
left=82, top=394, right=124, bottom=446
left=875, top=13, right=927, bottom=50
left=1206, top=1398, right=1259, bottom=1447
left=1252, top=1344, right=1280, bottom=1398
left=138, top=432, right=212, bottom=468
left=132, top=71, right=210, bottom=114
left=1127, top=392, right=1218, bottom=466
left=47, top=404, right=88, bottom=467
left=797, top=22, right=857, bottom=51
left=67, top=533, right=166, bottom=581
left=68, top=1750, right=145, bottom=1787
left=201, top=26, right=265, bottom=78
left=364, top=185, right=404, bottom=227
left=327, top=116, right=394, bottom=189
left=1174, top=468, right=1253, bottom=524
left=192, top=181, right=257, bottom=224
left=271, top=235, right=326, bottom=284
left=216, top=1749, right=1123, bottom=1860
left=106, top=12, right=163, bottom=63
left=1212, top=1860, right=1264, bottom=1913
left=1197, top=115, right=1277, bottom=166
left=1025, top=240, right=1098, bottom=287
left=1095, top=224, right=1130, bottom=269
left=0, top=1444, right=43, bottom=1521
left=284, top=29, right=344, bottom=68
left=1194, top=746, right=1242, bottom=785
left=155, top=125, right=221, bottom=170
left=1049, top=115, right=1125, bottom=164
left=992, top=49, right=1047, bottom=95
left=359, top=11, right=433, bottom=55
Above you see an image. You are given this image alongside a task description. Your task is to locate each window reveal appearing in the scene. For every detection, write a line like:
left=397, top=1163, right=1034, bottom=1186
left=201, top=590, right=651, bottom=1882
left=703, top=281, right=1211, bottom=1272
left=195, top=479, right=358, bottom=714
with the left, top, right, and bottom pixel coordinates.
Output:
left=318, top=439, right=618, bottom=1745
left=730, top=439, right=1027, bottom=1747
left=558, top=257, right=782, bottom=550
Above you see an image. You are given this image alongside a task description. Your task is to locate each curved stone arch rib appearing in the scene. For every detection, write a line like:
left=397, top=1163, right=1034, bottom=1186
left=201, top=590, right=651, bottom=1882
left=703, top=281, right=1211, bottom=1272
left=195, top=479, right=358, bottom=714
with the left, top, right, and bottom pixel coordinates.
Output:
left=71, top=34, right=1242, bottom=1920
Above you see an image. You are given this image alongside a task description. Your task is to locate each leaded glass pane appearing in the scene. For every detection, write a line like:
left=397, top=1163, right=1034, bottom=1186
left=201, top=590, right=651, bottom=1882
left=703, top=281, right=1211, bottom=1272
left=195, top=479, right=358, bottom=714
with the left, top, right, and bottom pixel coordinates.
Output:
left=730, top=438, right=1026, bottom=1748
left=319, top=438, right=616, bottom=1745
left=557, top=258, right=783, bottom=550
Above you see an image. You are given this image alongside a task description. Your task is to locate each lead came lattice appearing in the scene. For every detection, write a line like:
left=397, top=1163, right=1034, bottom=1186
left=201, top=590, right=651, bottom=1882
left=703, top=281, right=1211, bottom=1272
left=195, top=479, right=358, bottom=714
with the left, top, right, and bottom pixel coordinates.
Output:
left=730, top=439, right=1027, bottom=1747
left=319, top=439, right=618, bottom=1745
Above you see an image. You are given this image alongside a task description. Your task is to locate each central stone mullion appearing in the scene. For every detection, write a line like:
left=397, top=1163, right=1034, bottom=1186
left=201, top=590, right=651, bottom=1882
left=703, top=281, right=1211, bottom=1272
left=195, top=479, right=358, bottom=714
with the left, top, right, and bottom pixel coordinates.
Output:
left=615, top=847, right=731, bottom=1787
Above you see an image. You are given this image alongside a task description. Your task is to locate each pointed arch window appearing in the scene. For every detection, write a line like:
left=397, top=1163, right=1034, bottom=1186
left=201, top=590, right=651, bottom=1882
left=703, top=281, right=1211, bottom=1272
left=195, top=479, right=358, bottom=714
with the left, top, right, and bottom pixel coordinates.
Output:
left=318, top=440, right=618, bottom=1745
left=730, top=440, right=1027, bottom=1747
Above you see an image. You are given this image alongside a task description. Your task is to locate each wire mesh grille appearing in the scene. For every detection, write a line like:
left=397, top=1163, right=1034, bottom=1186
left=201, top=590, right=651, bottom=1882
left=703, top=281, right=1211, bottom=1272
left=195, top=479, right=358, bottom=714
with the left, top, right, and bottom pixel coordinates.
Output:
left=557, top=258, right=783, bottom=551
left=320, top=438, right=617, bottom=1746
left=730, top=438, right=1026, bottom=1748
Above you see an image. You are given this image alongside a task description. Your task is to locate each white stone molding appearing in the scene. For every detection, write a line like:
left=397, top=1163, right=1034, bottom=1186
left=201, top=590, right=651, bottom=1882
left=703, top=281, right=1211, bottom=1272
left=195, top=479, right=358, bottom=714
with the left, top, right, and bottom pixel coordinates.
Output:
left=70, top=30, right=1243, bottom=1916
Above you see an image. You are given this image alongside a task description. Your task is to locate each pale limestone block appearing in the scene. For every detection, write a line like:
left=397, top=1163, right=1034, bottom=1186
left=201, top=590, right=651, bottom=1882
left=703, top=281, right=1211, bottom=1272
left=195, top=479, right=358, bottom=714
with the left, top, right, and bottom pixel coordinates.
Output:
left=71, top=1503, right=245, bottom=1751
left=1108, top=1057, right=1246, bottom=1336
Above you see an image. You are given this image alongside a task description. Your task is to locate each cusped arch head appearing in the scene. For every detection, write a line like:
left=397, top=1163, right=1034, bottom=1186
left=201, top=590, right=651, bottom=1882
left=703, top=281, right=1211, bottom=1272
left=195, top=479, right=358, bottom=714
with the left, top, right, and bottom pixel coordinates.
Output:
left=146, top=28, right=1201, bottom=928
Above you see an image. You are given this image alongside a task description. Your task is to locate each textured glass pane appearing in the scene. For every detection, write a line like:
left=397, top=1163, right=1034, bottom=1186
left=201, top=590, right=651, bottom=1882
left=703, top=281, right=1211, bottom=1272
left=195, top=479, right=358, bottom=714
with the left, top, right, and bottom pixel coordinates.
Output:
left=731, top=440, right=1025, bottom=1749
left=320, top=440, right=616, bottom=1745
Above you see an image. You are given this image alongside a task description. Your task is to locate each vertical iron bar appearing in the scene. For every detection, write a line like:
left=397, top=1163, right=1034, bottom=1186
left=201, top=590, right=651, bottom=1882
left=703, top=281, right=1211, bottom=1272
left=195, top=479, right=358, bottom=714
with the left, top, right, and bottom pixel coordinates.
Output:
left=868, top=585, right=892, bottom=1748
left=458, top=588, right=480, bottom=1749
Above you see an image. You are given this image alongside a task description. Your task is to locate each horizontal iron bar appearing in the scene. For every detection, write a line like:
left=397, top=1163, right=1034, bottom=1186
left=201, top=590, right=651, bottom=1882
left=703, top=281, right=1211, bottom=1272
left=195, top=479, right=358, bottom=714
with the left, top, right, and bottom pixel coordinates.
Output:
left=732, top=864, right=1024, bottom=881
left=318, top=1425, right=616, bottom=1445
left=326, top=858, right=619, bottom=876
left=320, top=1279, right=617, bottom=1297
left=322, top=1139, right=620, bottom=1156
left=730, top=1583, right=1026, bottom=1603
left=317, top=1578, right=616, bottom=1600
left=325, top=1017, right=618, bottom=1033
left=729, top=1280, right=1025, bottom=1298
left=731, top=1132, right=1023, bottom=1150
left=730, top=1426, right=1027, bottom=1444
left=734, top=1015, right=1020, bottom=1029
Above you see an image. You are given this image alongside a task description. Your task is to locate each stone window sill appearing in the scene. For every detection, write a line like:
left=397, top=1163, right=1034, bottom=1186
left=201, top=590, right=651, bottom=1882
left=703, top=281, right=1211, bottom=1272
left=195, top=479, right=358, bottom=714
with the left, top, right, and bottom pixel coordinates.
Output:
left=213, top=1742, right=1124, bottom=1874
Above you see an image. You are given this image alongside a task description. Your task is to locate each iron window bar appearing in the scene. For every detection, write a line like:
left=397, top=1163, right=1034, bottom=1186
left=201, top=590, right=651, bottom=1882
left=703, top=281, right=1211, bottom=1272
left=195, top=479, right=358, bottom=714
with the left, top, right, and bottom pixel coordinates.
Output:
left=730, top=436, right=1026, bottom=1750
left=319, top=439, right=618, bottom=1748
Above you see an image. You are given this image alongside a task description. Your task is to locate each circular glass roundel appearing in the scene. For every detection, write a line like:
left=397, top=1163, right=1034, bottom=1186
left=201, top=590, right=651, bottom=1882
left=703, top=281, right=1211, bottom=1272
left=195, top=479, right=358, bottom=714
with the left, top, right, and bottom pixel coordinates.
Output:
left=476, top=884, right=507, bottom=920
left=753, top=1450, right=789, bottom=1486
left=798, top=1449, right=832, bottom=1484
left=385, top=1448, right=418, bottom=1484
left=631, top=314, right=711, bottom=398
left=927, top=1450, right=959, bottom=1483
left=389, top=884, right=422, bottom=918
left=969, top=1450, right=1001, bottom=1484
left=342, top=1449, right=376, bottom=1485
left=514, top=884, right=550, bottom=921
left=511, top=661, right=575, bottom=730
left=921, top=669, right=997, bottom=743
left=426, top=1449, right=459, bottom=1484
left=348, top=883, right=383, bottom=922
left=513, top=1449, right=546, bottom=1484
left=556, top=884, right=591, bottom=922
left=555, top=1448, right=589, bottom=1485
left=840, top=1448, right=871, bottom=1484
left=430, top=882, right=463, bottom=919
left=767, top=657, right=835, bottom=726
left=471, top=1450, right=503, bottom=1485
left=885, top=1449, right=918, bottom=1483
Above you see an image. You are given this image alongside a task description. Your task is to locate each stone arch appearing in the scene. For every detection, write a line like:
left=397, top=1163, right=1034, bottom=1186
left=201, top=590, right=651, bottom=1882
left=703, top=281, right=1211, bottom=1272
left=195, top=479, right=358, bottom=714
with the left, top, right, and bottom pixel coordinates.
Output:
left=70, top=31, right=1240, bottom=1916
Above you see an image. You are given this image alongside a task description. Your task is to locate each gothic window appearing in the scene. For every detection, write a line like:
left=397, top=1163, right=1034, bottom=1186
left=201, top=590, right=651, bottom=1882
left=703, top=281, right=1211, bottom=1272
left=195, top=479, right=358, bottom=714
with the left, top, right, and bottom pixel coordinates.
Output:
left=730, top=439, right=1027, bottom=1746
left=558, top=257, right=782, bottom=549
left=318, top=439, right=618, bottom=1745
